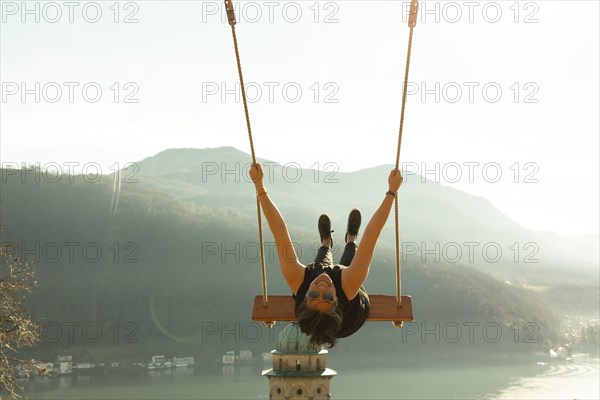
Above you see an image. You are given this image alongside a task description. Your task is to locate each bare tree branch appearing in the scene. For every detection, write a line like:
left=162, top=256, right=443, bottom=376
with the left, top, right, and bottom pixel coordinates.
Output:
left=0, top=243, right=41, bottom=399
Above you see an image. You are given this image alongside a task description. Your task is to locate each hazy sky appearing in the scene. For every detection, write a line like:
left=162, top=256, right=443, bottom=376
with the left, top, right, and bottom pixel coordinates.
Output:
left=1, top=0, right=598, bottom=236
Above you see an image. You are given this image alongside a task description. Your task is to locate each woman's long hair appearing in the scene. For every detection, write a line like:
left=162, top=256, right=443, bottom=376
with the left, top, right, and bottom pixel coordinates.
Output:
left=296, top=301, right=343, bottom=348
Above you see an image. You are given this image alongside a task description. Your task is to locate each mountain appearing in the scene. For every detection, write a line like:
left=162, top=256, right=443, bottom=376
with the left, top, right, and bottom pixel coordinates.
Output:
left=135, top=147, right=599, bottom=283
left=0, top=147, right=597, bottom=360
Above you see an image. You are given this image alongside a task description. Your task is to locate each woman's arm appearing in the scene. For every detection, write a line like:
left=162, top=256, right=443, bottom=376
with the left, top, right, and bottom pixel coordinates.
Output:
left=342, top=169, right=403, bottom=299
left=250, top=163, right=305, bottom=292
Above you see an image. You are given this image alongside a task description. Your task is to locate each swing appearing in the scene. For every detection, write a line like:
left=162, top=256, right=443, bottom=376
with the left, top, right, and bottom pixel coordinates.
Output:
left=224, top=0, right=419, bottom=329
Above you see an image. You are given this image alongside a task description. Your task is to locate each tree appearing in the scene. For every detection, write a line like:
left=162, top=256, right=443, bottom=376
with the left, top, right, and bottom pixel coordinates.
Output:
left=0, top=243, right=41, bottom=399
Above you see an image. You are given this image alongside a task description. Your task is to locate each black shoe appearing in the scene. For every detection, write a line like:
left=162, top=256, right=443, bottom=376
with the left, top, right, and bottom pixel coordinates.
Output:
left=318, top=214, right=334, bottom=248
left=345, top=209, right=361, bottom=243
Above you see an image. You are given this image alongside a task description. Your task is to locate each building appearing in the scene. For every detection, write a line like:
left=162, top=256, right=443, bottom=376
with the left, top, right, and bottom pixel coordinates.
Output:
left=262, top=323, right=336, bottom=399
left=222, top=351, right=235, bottom=365
left=73, top=362, right=94, bottom=372
left=173, top=356, right=195, bottom=368
left=239, top=350, right=253, bottom=361
left=56, top=355, right=72, bottom=375
left=151, top=355, right=166, bottom=364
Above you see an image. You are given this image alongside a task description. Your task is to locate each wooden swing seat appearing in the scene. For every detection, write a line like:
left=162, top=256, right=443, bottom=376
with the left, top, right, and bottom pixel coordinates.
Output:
left=252, top=294, right=413, bottom=328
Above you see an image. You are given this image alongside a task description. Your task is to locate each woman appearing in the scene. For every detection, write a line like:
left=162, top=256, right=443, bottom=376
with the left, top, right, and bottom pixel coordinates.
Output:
left=250, top=163, right=403, bottom=347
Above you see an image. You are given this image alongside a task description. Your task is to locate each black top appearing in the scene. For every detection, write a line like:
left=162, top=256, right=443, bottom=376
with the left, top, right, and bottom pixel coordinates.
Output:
left=293, top=263, right=370, bottom=338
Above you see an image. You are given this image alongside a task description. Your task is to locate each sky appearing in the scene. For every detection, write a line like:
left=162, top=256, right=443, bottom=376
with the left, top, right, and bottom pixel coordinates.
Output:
left=1, top=0, right=598, bottom=237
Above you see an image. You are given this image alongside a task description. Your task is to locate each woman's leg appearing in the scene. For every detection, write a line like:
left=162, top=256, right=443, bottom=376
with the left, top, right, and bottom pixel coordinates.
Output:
left=339, top=242, right=357, bottom=266
left=315, top=214, right=334, bottom=266
left=314, top=245, right=334, bottom=266
left=340, top=209, right=361, bottom=266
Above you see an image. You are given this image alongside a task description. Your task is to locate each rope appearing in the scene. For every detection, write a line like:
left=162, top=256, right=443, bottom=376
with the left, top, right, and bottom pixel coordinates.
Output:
left=223, top=0, right=418, bottom=311
left=394, top=0, right=419, bottom=307
left=225, top=0, right=268, bottom=307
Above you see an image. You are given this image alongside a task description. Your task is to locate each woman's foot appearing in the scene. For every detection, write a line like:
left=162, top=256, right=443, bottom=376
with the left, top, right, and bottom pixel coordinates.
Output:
left=318, top=214, right=334, bottom=248
left=345, top=209, right=361, bottom=243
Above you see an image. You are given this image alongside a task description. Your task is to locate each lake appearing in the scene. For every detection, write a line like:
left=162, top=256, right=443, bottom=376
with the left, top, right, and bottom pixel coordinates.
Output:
left=24, top=353, right=599, bottom=399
